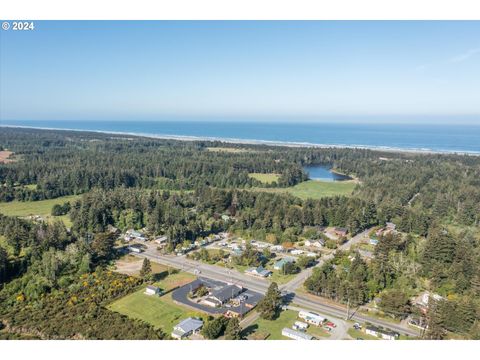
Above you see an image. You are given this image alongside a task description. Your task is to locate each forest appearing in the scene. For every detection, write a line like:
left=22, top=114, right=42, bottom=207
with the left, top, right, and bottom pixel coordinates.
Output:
left=0, top=127, right=479, bottom=339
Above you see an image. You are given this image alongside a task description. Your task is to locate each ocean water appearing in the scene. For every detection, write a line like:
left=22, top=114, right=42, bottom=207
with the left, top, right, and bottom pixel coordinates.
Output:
left=2, top=120, right=480, bottom=154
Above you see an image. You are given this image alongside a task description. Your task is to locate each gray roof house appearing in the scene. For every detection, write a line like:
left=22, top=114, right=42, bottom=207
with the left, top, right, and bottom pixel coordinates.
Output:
left=245, top=265, right=272, bottom=277
left=210, top=284, right=243, bottom=304
left=171, top=317, right=204, bottom=339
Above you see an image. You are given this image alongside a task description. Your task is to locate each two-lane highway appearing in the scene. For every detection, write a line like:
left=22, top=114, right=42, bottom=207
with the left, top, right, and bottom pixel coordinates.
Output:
left=133, top=238, right=419, bottom=337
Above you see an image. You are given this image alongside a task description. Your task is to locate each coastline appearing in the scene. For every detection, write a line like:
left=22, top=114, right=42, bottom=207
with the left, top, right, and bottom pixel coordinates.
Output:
left=1, top=124, right=479, bottom=156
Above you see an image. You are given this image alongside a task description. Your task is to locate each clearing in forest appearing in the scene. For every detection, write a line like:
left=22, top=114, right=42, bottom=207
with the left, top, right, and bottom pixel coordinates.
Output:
left=248, top=173, right=281, bottom=184
left=251, top=180, right=356, bottom=200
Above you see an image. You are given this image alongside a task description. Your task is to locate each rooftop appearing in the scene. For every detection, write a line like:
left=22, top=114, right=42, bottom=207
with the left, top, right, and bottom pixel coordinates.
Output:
left=174, top=317, right=203, bottom=334
left=211, top=284, right=243, bottom=303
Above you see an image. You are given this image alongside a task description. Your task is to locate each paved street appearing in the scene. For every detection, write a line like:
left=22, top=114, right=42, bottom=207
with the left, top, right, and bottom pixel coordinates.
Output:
left=134, top=229, right=419, bottom=338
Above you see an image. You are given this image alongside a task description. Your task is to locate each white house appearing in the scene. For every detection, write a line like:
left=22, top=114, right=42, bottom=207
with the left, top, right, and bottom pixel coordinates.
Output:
left=145, top=285, right=160, bottom=296
left=154, top=236, right=168, bottom=245
left=306, top=252, right=317, bottom=258
left=171, top=318, right=204, bottom=339
left=282, top=327, right=314, bottom=340
left=298, top=311, right=325, bottom=326
left=365, top=326, right=398, bottom=340
left=290, top=249, right=304, bottom=255
left=270, top=245, right=285, bottom=252
left=293, top=321, right=308, bottom=331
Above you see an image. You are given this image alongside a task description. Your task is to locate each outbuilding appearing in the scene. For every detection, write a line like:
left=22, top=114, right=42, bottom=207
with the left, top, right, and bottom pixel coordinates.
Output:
left=171, top=318, right=204, bottom=339
left=145, top=285, right=160, bottom=296
left=282, top=327, right=314, bottom=340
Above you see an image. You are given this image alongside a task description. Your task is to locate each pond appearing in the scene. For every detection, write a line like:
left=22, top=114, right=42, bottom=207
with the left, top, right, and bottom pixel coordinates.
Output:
left=303, top=165, right=352, bottom=182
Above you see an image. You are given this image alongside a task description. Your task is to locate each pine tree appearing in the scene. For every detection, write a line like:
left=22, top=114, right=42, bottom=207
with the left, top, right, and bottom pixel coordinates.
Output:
left=224, top=317, right=242, bottom=340
left=257, top=282, right=282, bottom=320
left=139, top=258, right=152, bottom=280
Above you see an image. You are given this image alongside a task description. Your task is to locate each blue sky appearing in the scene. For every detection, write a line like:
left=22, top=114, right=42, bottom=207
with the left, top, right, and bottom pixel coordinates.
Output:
left=1, top=21, right=479, bottom=123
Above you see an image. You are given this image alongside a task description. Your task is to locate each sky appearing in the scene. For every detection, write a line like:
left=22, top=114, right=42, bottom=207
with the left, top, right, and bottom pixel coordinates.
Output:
left=1, top=21, right=480, bottom=123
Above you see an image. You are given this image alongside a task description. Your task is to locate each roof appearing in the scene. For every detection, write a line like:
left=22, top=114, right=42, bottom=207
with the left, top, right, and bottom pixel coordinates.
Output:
left=247, top=266, right=271, bottom=276
left=274, top=257, right=295, bottom=268
left=174, top=317, right=203, bottom=334
left=146, top=285, right=159, bottom=291
left=211, top=284, right=243, bottom=303
left=366, top=325, right=398, bottom=337
left=282, top=327, right=313, bottom=340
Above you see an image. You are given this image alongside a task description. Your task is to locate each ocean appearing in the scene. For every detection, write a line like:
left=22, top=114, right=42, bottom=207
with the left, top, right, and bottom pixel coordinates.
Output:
left=2, top=120, right=480, bottom=154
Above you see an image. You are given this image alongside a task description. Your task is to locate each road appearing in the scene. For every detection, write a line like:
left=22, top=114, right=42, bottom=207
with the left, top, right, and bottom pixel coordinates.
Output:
left=134, top=230, right=419, bottom=338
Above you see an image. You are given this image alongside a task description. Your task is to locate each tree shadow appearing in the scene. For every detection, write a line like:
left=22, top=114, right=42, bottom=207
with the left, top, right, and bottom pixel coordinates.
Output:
left=241, top=324, right=258, bottom=338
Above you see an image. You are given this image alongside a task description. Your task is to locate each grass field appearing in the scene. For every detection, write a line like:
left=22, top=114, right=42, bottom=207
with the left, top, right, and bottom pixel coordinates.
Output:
left=248, top=173, right=281, bottom=184
left=108, top=271, right=202, bottom=333
left=0, top=195, right=82, bottom=227
left=246, top=309, right=329, bottom=340
left=251, top=180, right=356, bottom=200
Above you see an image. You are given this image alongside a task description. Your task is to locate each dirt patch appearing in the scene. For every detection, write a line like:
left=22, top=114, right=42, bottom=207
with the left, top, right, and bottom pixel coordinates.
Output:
left=114, top=256, right=143, bottom=275
left=0, top=151, right=15, bottom=164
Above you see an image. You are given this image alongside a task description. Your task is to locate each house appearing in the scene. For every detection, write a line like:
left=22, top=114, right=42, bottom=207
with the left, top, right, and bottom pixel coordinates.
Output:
left=154, top=236, right=168, bottom=245
left=298, top=311, right=325, bottom=326
left=126, top=229, right=147, bottom=241
left=306, top=252, right=317, bottom=258
left=273, top=257, right=295, bottom=270
left=333, top=227, right=348, bottom=237
left=290, top=249, right=304, bottom=256
left=232, top=248, right=244, bottom=257
left=209, top=284, right=243, bottom=305
left=305, top=240, right=323, bottom=248
left=369, top=238, right=379, bottom=245
left=127, top=244, right=143, bottom=253
left=282, top=327, right=314, bottom=340
left=270, top=245, right=285, bottom=252
left=171, top=318, right=204, bottom=339
left=293, top=321, right=308, bottom=331
left=245, top=265, right=272, bottom=278
left=145, top=285, right=160, bottom=296
left=221, top=214, right=231, bottom=222
left=365, top=326, right=398, bottom=340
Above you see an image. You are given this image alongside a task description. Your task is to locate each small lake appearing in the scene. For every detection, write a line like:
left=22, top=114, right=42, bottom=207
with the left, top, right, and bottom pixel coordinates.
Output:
left=303, top=165, right=352, bottom=182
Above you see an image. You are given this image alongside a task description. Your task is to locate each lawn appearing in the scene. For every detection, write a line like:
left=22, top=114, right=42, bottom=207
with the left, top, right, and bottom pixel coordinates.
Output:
left=247, top=309, right=299, bottom=340
left=108, top=271, right=202, bottom=333
left=248, top=173, right=281, bottom=184
left=251, top=180, right=356, bottom=200
left=0, top=195, right=82, bottom=227
left=247, top=309, right=329, bottom=340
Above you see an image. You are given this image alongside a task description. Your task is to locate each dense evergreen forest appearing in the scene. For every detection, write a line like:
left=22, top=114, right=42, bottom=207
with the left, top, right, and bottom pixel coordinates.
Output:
left=0, top=127, right=479, bottom=339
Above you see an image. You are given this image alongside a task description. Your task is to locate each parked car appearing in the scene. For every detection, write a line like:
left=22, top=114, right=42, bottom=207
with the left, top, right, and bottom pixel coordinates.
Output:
left=326, top=321, right=336, bottom=328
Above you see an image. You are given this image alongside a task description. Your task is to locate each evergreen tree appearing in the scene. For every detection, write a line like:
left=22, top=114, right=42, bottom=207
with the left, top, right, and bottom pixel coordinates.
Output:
left=257, top=282, right=282, bottom=320
left=139, top=258, right=152, bottom=280
left=224, top=317, right=242, bottom=340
